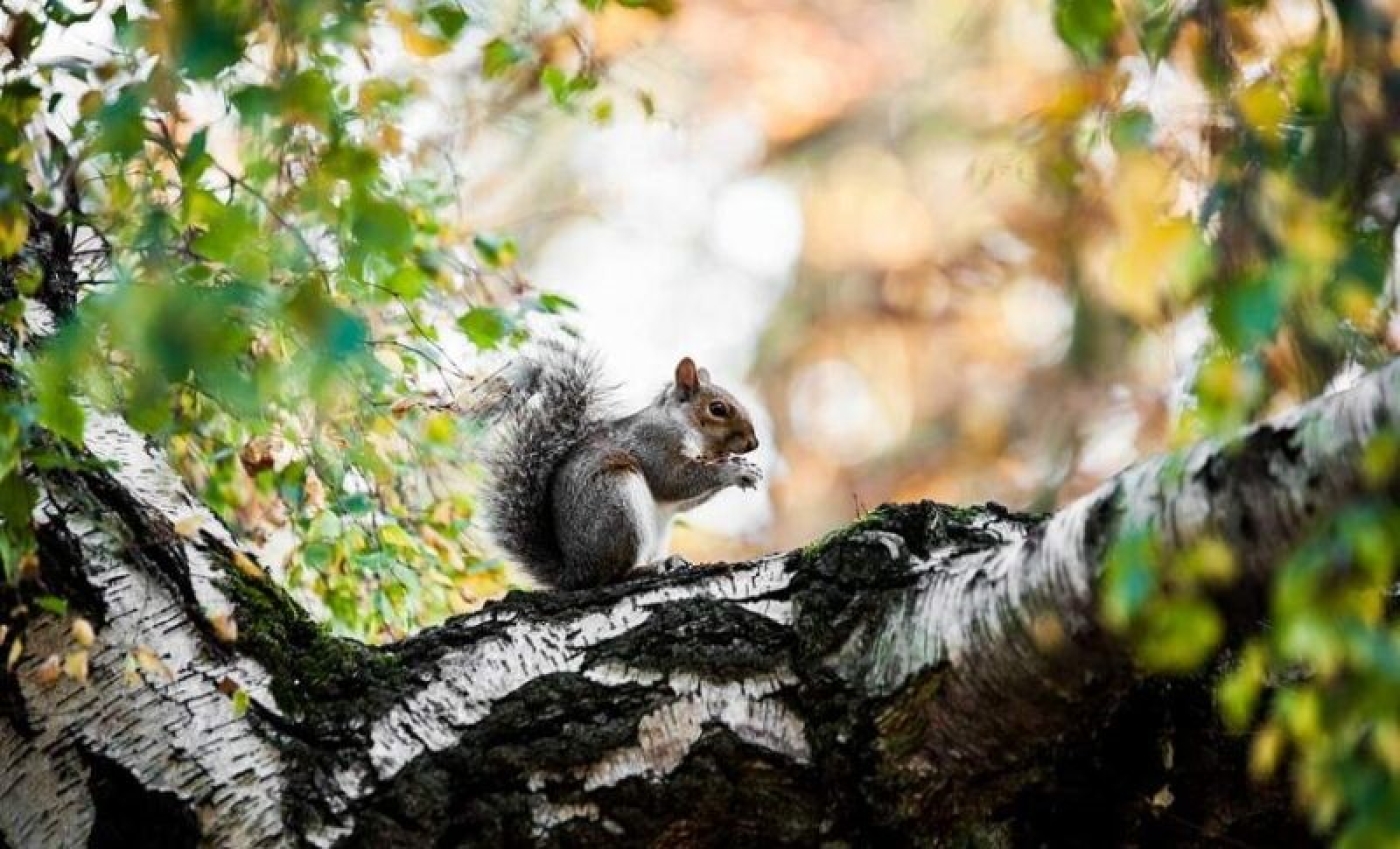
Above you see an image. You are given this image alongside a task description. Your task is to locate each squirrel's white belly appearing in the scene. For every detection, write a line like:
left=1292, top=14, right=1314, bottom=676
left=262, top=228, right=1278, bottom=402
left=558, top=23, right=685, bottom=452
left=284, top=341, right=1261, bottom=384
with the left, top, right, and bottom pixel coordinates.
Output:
left=618, top=472, right=676, bottom=564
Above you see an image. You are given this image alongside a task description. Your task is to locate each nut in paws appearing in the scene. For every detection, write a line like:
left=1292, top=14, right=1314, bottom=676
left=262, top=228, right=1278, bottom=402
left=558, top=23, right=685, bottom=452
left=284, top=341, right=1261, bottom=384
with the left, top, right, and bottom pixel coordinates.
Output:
left=728, top=457, right=763, bottom=489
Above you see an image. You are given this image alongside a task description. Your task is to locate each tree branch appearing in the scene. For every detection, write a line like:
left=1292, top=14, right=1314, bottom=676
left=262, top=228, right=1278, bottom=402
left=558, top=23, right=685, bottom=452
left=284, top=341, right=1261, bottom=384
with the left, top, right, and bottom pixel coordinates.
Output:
left=3, top=286, right=1395, bottom=844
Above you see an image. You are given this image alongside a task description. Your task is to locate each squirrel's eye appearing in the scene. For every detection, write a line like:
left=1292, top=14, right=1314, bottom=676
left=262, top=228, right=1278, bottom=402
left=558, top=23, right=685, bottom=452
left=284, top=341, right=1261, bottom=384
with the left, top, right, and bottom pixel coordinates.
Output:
left=708, top=401, right=729, bottom=418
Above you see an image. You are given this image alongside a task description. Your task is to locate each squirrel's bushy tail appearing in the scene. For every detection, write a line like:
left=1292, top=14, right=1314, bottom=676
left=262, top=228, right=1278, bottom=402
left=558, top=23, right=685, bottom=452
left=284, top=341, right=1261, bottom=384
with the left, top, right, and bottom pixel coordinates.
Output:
left=475, top=339, right=610, bottom=583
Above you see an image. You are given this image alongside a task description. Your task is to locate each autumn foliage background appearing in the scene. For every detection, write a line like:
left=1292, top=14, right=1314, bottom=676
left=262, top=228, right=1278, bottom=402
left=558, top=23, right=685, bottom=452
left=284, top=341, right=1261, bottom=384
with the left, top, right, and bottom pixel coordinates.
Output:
left=4, top=0, right=1400, bottom=843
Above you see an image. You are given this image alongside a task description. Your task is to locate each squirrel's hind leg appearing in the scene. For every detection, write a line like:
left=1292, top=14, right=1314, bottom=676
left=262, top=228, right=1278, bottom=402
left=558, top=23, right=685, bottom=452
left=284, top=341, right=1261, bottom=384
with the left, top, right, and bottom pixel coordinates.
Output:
left=552, top=464, right=649, bottom=589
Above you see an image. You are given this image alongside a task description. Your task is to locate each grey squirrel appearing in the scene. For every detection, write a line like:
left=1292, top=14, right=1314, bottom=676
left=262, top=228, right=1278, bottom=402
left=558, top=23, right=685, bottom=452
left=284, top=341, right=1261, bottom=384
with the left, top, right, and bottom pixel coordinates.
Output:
left=476, top=340, right=762, bottom=590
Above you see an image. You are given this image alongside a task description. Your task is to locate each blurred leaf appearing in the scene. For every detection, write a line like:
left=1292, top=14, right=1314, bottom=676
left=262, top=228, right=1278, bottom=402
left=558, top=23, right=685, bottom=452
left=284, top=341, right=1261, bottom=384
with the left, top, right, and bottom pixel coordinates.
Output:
left=1135, top=597, right=1224, bottom=672
left=0, top=204, right=27, bottom=258
left=536, top=292, right=577, bottom=314
left=457, top=307, right=511, bottom=350
left=95, top=87, right=146, bottom=157
left=352, top=199, right=414, bottom=255
left=1054, top=0, right=1120, bottom=64
left=36, top=385, right=85, bottom=445
left=472, top=233, right=516, bottom=268
left=166, top=0, right=255, bottom=80
left=231, top=686, right=249, bottom=717
left=1101, top=526, right=1159, bottom=629
left=482, top=38, right=526, bottom=78
left=1238, top=78, right=1290, bottom=144
left=1212, top=275, right=1283, bottom=351
left=33, top=594, right=66, bottom=616
left=1109, top=108, right=1154, bottom=150
left=1217, top=641, right=1267, bottom=730
left=1125, top=0, right=1182, bottom=62
left=425, top=412, right=455, bottom=444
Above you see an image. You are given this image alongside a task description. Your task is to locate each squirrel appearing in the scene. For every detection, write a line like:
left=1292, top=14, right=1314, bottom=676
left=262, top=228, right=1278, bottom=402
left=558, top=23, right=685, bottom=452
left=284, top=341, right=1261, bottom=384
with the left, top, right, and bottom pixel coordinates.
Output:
left=475, top=340, right=763, bottom=590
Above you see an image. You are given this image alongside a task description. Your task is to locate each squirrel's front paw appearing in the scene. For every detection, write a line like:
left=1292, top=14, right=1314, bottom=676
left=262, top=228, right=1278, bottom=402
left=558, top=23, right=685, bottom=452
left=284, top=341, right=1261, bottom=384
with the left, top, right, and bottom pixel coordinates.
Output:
left=726, top=457, right=763, bottom=490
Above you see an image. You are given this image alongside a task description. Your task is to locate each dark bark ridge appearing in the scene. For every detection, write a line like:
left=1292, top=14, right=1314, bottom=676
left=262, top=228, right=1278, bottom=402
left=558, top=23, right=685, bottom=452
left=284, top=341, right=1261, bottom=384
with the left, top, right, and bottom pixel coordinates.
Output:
left=2, top=221, right=1397, bottom=845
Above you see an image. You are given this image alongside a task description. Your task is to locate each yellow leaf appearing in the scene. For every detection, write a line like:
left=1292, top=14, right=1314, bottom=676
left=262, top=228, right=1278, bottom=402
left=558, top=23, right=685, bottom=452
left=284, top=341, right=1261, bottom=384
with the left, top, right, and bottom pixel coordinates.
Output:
left=71, top=618, right=95, bottom=647
left=63, top=650, right=89, bottom=684
left=208, top=610, right=238, bottom=644
left=1238, top=79, right=1289, bottom=144
left=6, top=637, right=21, bottom=672
left=173, top=513, right=205, bottom=538
left=1183, top=537, right=1236, bottom=586
left=1249, top=724, right=1284, bottom=779
left=231, top=550, right=266, bottom=581
left=0, top=208, right=27, bottom=257
left=425, top=412, right=455, bottom=444
left=379, top=523, right=415, bottom=550
left=1092, top=153, right=1204, bottom=325
left=1375, top=721, right=1400, bottom=774
left=391, top=10, right=452, bottom=58
left=133, top=645, right=175, bottom=682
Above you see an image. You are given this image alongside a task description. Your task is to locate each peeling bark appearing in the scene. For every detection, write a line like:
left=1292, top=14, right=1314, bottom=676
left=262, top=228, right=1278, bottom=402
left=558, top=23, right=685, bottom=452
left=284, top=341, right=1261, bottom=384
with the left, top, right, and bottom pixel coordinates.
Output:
left=2, top=219, right=1395, bottom=846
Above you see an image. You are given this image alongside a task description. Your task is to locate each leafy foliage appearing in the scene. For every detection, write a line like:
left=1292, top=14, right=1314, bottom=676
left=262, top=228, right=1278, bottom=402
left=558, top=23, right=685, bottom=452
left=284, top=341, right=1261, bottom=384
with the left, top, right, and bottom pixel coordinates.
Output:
left=0, top=0, right=644, bottom=640
left=1044, top=1, right=1400, bottom=842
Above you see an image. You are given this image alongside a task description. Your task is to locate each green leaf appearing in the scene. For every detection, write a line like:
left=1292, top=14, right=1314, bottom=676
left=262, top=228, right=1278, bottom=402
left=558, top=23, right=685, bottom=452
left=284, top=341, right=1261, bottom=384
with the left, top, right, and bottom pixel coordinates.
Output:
left=482, top=38, right=527, bottom=78
left=1109, top=108, right=1154, bottom=150
left=34, top=595, right=68, bottom=616
left=95, top=87, right=146, bottom=158
left=0, top=469, right=35, bottom=523
left=537, top=292, right=577, bottom=314
left=541, top=66, right=570, bottom=105
left=0, top=202, right=27, bottom=258
left=423, top=2, right=469, bottom=41
left=36, top=387, right=85, bottom=446
left=379, top=523, right=415, bottom=550
left=472, top=233, right=517, bottom=268
left=280, top=69, right=335, bottom=130
left=170, top=0, right=254, bottom=80
left=192, top=203, right=258, bottom=265
left=301, top=542, right=335, bottom=569
left=1135, top=598, right=1224, bottom=672
left=1101, top=526, right=1159, bottom=629
left=179, top=127, right=211, bottom=181
left=1053, top=0, right=1120, bottom=64
left=1217, top=642, right=1267, bottom=730
left=1127, top=0, right=1182, bottom=62
left=231, top=687, right=250, bottom=718
left=457, top=307, right=512, bottom=350
left=1211, top=274, right=1283, bottom=351
left=352, top=199, right=414, bottom=255
left=230, top=85, right=277, bottom=122
left=337, top=493, right=373, bottom=515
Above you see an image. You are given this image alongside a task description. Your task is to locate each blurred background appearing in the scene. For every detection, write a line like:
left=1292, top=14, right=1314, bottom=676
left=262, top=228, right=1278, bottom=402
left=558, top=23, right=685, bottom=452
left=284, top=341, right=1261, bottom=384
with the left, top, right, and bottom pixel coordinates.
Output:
left=449, top=0, right=1178, bottom=562
left=13, top=0, right=1393, bottom=635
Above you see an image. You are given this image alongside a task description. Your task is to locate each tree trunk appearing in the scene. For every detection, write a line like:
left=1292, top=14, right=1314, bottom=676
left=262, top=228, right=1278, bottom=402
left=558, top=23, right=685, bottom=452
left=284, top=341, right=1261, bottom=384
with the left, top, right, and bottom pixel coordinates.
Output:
left=3, top=220, right=1395, bottom=846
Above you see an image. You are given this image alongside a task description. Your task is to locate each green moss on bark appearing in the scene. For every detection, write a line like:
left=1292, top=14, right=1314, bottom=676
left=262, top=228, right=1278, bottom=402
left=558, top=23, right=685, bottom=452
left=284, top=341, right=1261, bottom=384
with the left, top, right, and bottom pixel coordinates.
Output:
left=216, top=551, right=404, bottom=730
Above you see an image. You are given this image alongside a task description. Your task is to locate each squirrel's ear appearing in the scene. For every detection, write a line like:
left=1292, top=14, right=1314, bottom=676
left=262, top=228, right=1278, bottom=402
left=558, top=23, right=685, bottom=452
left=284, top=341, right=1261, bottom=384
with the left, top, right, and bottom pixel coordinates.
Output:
left=675, top=357, right=700, bottom=397
left=697, top=367, right=711, bottom=384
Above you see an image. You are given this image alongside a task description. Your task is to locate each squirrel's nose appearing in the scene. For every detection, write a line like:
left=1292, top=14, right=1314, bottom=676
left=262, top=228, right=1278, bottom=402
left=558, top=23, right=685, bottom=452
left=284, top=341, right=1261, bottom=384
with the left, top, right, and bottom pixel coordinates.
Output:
left=743, top=435, right=759, bottom=453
